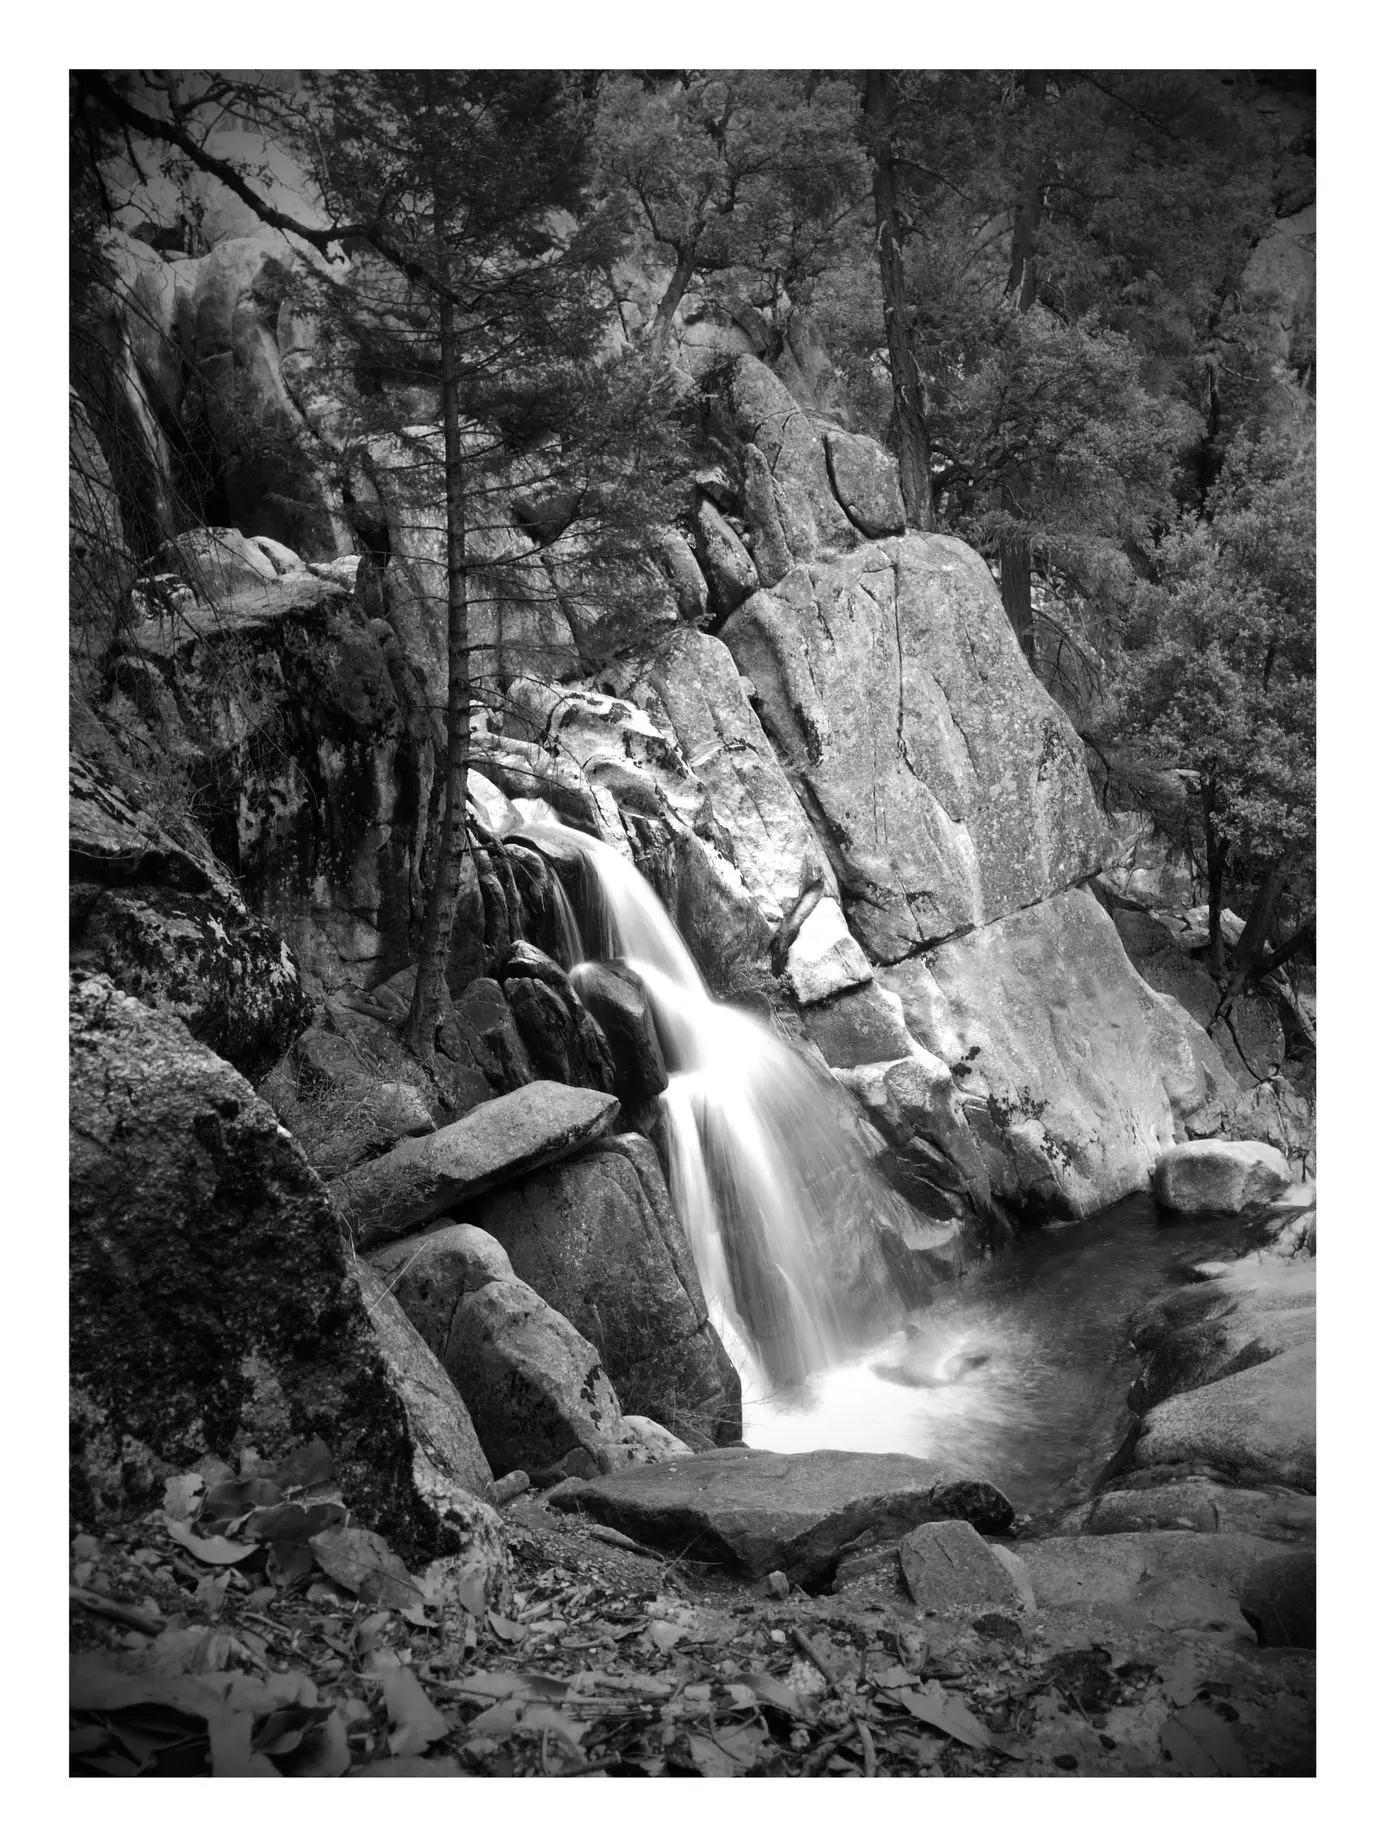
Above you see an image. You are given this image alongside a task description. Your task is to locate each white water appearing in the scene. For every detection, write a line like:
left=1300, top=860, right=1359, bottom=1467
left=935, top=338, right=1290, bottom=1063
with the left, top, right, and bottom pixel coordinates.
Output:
left=507, top=807, right=908, bottom=1394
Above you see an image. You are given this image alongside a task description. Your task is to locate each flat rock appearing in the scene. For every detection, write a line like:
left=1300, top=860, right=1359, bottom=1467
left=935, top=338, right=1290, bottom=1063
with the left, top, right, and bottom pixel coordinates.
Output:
left=898, top=1519, right=1024, bottom=1617
left=1154, top=1139, right=1292, bottom=1213
left=329, top=1081, right=619, bottom=1247
left=1015, top=1529, right=1296, bottom=1623
left=1132, top=1342, right=1316, bottom=1491
left=1053, top=1480, right=1317, bottom=1545
left=547, top=1448, right=1013, bottom=1587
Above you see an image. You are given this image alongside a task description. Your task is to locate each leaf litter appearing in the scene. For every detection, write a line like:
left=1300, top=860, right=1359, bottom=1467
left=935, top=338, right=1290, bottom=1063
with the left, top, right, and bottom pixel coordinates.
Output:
left=70, top=1444, right=1313, bottom=1777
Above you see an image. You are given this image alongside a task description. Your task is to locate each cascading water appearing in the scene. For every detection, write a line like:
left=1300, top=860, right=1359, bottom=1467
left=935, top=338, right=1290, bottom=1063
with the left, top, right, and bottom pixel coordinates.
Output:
left=506, top=806, right=911, bottom=1402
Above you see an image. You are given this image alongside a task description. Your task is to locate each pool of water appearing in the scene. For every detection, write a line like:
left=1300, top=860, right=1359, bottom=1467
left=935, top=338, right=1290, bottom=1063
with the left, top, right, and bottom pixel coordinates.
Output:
left=744, top=1192, right=1253, bottom=1516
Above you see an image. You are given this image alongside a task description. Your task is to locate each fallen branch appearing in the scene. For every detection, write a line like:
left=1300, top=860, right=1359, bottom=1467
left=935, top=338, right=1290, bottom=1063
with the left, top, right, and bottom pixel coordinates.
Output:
left=585, top=1523, right=662, bottom=1560
left=69, top=1585, right=165, bottom=1637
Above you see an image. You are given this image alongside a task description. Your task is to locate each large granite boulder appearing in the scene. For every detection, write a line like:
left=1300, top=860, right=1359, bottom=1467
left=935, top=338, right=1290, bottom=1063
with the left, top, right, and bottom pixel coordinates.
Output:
left=368, top=1222, right=517, bottom=1355
left=878, top=887, right=1244, bottom=1216
left=569, top=962, right=668, bottom=1105
left=1154, top=1140, right=1292, bottom=1214
left=1013, top=1529, right=1301, bottom=1633
left=783, top=896, right=873, bottom=1006
left=724, top=356, right=858, bottom=560
left=471, top=1134, right=741, bottom=1445
left=329, top=1081, right=620, bottom=1247
left=693, top=498, right=759, bottom=617
left=70, top=737, right=310, bottom=1081
left=1132, top=1345, right=1316, bottom=1493
left=70, top=973, right=503, bottom=1572
left=499, top=941, right=618, bottom=1093
left=549, top=1448, right=1013, bottom=1588
left=823, top=429, right=906, bottom=537
left=721, top=535, right=1109, bottom=962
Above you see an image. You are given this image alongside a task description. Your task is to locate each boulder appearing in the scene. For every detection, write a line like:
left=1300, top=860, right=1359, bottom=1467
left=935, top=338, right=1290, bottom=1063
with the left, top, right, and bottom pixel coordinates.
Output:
left=473, top=1135, right=742, bottom=1446
left=569, top=962, right=668, bottom=1105
left=70, top=744, right=311, bottom=1081
left=898, top=1520, right=1026, bottom=1618
left=329, top=1081, right=620, bottom=1247
left=367, top=1223, right=516, bottom=1355
left=441, top=1276, right=630, bottom=1477
left=449, top=979, right=536, bottom=1093
left=499, top=942, right=617, bottom=1093
left=1053, top=1480, right=1316, bottom=1546
left=823, top=429, right=906, bottom=537
left=693, top=498, right=759, bottom=617
left=1013, top=1529, right=1299, bottom=1635
left=725, top=356, right=857, bottom=558
left=351, top=1255, right=495, bottom=1504
left=1154, top=1140, right=1292, bottom=1214
left=653, top=526, right=709, bottom=623
left=721, top=534, right=1108, bottom=960
left=784, top=897, right=873, bottom=1006
left=879, top=887, right=1244, bottom=1217
left=1131, top=1343, right=1316, bottom=1492
left=620, top=1415, right=692, bottom=1459
left=548, top=1448, right=1013, bottom=1587
left=69, top=973, right=503, bottom=1573
left=739, top=443, right=796, bottom=586
left=801, top=982, right=913, bottom=1068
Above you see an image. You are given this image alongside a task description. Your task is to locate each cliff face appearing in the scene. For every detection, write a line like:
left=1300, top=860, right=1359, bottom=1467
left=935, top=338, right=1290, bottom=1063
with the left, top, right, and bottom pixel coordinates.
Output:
left=72, top=163, right=1277, bottom=1226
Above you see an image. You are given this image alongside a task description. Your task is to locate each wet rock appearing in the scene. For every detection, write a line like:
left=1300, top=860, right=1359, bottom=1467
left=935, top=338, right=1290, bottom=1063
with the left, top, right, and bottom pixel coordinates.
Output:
left=569, top=962, right=668, bottom=1106
left=442, top=1277, right=629, bottom=1478
left=898, top=1520, right=1026, bottom=1618
left=823, top=429, right=905, bottom=537
left=1239, top=1549, right=1316, bottom=1648
left=784, top=897, right=873, bottom=1006
left=350, top=1255, right=494, bottom=1504
left=69, top=973, right=502, bottom=1570
left=472, top=1135, right=741, bottom=1446
left=329, top=1081, right=620, bottom=1248
left=1154, top=1140, right=1292, bottom=1214
left=500, top=943, right=617, bottom=1093
left=547, top=1448, right=1013, bottom=1586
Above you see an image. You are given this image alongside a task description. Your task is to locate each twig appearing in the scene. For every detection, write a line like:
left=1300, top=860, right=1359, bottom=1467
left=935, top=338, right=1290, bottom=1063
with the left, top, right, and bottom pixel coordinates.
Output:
left=585, top=1524, right=662, bottom=1560
left=790, top=1627, right=839, bottom=1685
left=802, top=1724, right=857, bottom=1774
left=856, top=1718, right=877, bottom=1779
left=554, top=1755, right=624, bottom=1777
left=69, top=1586, right=165, bottom=1637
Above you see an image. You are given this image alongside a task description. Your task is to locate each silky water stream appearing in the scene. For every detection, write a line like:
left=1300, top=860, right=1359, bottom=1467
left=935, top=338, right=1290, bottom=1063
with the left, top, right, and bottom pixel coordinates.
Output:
left=509, top=808, right=1244, bottom=1518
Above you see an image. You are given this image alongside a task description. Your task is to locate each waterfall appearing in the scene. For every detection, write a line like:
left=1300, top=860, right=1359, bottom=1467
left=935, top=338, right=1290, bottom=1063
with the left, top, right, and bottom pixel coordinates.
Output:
left=507, top=807, right=911, bottom=1398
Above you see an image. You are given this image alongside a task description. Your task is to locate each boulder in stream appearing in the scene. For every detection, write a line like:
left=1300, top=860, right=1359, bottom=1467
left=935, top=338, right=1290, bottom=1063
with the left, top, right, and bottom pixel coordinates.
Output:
left=1153, top=1139, right=1292, bottom=1213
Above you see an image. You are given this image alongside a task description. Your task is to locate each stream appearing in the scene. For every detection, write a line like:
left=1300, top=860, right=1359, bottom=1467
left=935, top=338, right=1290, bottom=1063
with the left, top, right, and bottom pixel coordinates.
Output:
left=745, top=1193, right=1249, bottom=1516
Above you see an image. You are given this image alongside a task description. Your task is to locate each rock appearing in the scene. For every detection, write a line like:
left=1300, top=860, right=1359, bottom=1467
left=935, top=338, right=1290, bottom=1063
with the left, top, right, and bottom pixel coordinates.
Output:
left=721, top=534, right=1108, bottom=960
left=500, top=944, right=617, bottom=1093
left=693, top=498, right=759, bottom=617
left=451, top=979, right=536, bottom=1093
left=69, top=973, right=503, bottom=1574
left=1238, top=1549, right=1316, bottom=1648
left=1154, top=1140, right=1292, bottom=1214
left=331, top=1081, right=619, bottom=1247
left=823, top=429, right=906, bottom=536
left=653, top=526, right=710, bottom=622
left=367, top=1223, right=516, bottom=1355
left=621, top=1414, right=692, bottom=1459
left=548, top=1448, right=1013, bottom=1586
left=569, top=962, right=668, bottom=1105
left=740, top=444, right=796, bottom=585
left=989, top=1544, right=1039, bottom=1615
left=493, top=1470, right=530, bottom=1506
left=880, top=887, right=1244, bottom=1217
left=351, top=1256, right=494, bottom=1504
left=441, top=1276, right=630, bottom=1477
left=784, top=897, right=873, bottom=1006
left=1055, top=1481, right=1316, bottom=1546
left=471, top=1135, right=742, bottom=1446
left=1131, top=1343, right=1316, bottom=1492
left=898, top=1520, right=1026, bottom=1617
left=725, top=356, right=857, bottom=558
left=801, top=982, right=913, bottom=1067
left=1014, top=1530, right=1297, bottom=1637
left=69, top=745, right=311, bottom=1080
left=155, top=526, right=282, bottom=598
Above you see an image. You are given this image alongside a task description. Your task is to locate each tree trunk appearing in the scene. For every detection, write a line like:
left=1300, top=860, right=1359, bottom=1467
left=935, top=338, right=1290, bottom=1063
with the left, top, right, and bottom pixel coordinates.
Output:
left=648, top=246, right=698, bottom=356
left=1202, top=776, right=1226, bottom=981
left=1223, top=846, right=1302, bottom=998
left=863, top=71, right=932, bottom=530
left=407, top=195, right=472, bottom=1060
left=1005, top=71, right=1046, bottom=310
left=999, top=527, right=1035, bottom=664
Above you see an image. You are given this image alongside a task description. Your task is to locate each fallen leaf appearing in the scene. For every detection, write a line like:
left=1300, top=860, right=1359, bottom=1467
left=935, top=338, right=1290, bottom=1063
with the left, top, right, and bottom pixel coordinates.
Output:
left=243, top=1500, right=346, bottom=1544
left=469, top=1700, right=589, bottom=1749
left=163, top=1518, right=260, bottom=1567
left=892, top=1683, right=1021, bottom=1757
left=418, top=1558, right=487, bottom=1616
left=277, top=1439, right=337, bottom=1491
left=452, top=1670, right=569, bottom=1701
left=685, top=1718, right=768, bottom=1777
left=351, top=1757, right=465, bottom=1776
left=161, top=1473, right=205, bottom=1524
left=487, top=1611, right=529, bottom=1643
left=1160, top=1707, right=1251, bottom=1776
left=646, top=1620, right=689, bottom=1652
left=725, top=1672, right=813, bottom=1719
left=1158, top=1649, right=1203, bottom=1708
left=277, top=1708, right=351, bottom=1778
left=208, top=1706, right=260, bottom=1777
left=383, top=1666, right=451, bottom=1756
left=310, top=1526, right=422, bottom=1611
left=267, top=1541, right=316, bottom=1588
left=872, top=1664, right=920, bottom=1692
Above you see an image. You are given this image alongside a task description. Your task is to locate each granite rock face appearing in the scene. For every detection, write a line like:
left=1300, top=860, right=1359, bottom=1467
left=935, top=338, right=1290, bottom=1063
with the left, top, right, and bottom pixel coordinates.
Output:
left=721, top=535, right=1109, bottom=962
left=69, top=974, right=500, bottom=1568
left=1153, top=1140, right=1293, bottom=1214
